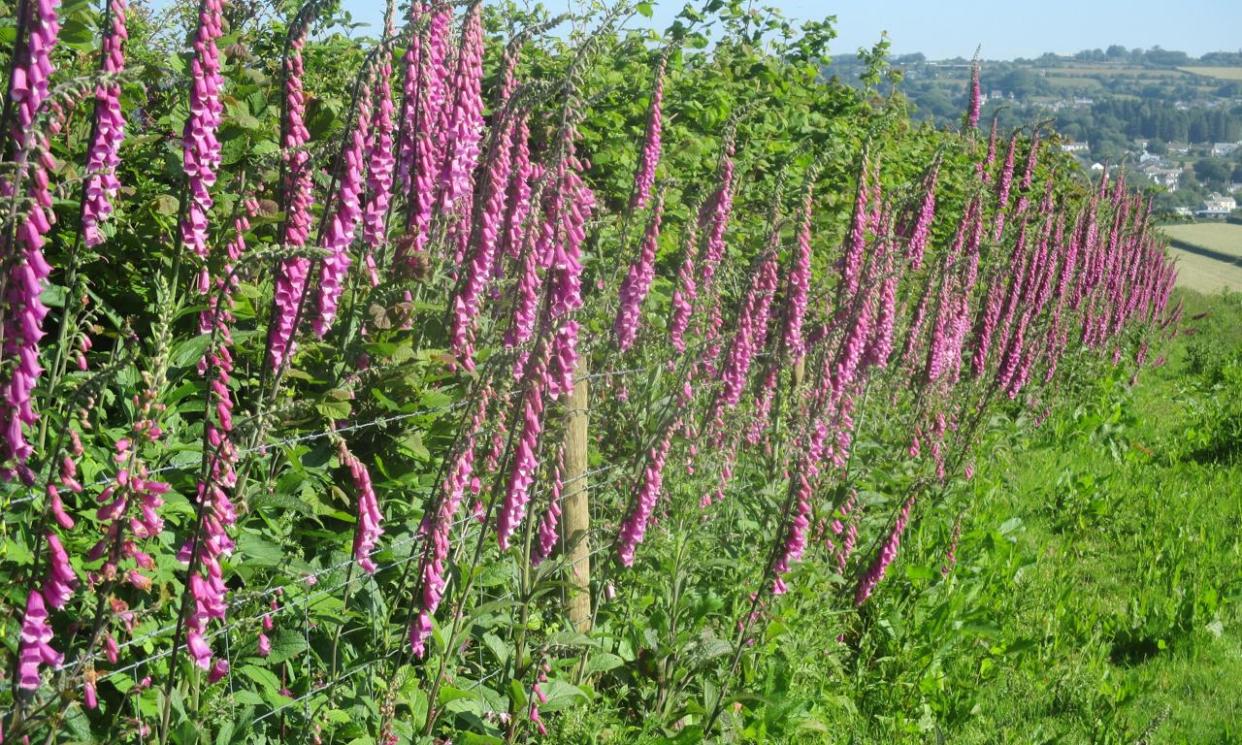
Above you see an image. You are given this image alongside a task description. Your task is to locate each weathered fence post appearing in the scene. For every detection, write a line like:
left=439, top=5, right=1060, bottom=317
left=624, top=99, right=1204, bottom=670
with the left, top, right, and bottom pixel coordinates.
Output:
left=562, top=358, right=592, bottom=632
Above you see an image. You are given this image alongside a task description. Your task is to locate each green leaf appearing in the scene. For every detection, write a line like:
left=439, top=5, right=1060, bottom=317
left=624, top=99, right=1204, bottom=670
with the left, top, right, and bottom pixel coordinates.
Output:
left=239, top=665, right=283, bottom=695
left=236, top=532, right=285, bottom=568
left=267, top=628, right=309, bottom=664
left=153, top=194, right=180, bottom=216
left=538, top=680, right=589, bottom=712
left=316, top=399, right=353, bottom=420
left=585, top=652, right=624, bottom=675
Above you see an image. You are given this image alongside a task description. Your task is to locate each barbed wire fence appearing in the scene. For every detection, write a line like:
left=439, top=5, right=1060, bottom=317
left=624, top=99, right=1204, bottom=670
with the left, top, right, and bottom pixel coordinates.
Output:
left=0, top=354, right=695, bottom=730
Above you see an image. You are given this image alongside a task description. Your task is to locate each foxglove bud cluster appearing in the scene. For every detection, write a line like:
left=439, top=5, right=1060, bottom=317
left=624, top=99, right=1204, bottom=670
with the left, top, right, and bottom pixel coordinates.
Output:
left=81, top=0, right=129, bottom=247
left=614, top=194, right=664, bottom=351
left=616, top=429, right=674, bottom=567
left=630, top=54, right=666, bottom=211
left=0, top=0, right=62, bottom=478
left=268, top=33, right=314, bottom=371
left=313, top=82, right=372, bottom=336
left=339, top=441, right=383, bottom=573
left=181, top=0, right=224, bottom=274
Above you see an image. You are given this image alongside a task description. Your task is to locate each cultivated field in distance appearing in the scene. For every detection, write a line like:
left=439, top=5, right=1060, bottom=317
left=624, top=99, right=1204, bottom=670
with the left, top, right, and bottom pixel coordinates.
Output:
left=1178, top=66, right=1242, bottom=80
left=1160, top=222, right=1242, bottom=294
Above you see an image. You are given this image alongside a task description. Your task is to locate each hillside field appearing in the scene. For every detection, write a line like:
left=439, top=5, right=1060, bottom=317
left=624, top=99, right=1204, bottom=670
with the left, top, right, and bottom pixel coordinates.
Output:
left=1179, top=66, right=1242, bottom=81
left=1160, top=222, right=1242, bottom=294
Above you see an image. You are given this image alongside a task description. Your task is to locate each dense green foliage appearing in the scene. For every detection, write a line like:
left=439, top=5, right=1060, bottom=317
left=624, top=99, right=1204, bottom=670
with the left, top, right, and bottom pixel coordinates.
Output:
left=0, top=1, right=1196, bottom=743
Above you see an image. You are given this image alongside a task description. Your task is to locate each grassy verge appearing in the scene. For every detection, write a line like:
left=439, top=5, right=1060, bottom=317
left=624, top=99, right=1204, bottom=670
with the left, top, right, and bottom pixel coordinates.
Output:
left=765, top=289, right=1242, bottom=743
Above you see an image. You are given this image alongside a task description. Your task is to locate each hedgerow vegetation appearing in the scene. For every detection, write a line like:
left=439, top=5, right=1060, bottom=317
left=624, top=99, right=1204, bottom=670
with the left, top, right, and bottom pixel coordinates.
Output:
left=1, top=1, right=1221, bottom=743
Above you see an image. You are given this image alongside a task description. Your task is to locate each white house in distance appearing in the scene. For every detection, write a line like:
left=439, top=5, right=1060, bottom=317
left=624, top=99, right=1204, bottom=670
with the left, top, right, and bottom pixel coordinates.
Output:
left=1060, top=141, right=1089, bottom=154
left=1210, top=142, right=1241, bottom=158
left=1196, top=192, right=1237, bottom=218
left=1142, top=164, right=1181, bottom=191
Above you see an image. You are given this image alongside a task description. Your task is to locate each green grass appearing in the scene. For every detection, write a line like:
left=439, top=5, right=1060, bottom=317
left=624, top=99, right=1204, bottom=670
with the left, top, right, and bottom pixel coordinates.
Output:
left=926, top=289, right=1242, bottom=743
left=759, top=288, right=1242, bottom=742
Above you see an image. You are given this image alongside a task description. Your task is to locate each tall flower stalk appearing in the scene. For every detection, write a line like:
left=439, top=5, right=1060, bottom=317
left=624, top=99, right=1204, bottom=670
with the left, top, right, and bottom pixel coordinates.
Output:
left=181, top=0, right=225, bottom=290
left=81, top=0, right=128, bottom=247
left=630, top=51, right=666, bottom=211
left=0, top=0, right=63, bottom=479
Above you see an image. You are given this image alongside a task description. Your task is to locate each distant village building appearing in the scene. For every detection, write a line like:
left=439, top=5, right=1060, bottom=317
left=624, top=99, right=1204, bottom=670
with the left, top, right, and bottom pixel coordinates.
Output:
left=1061, top=141, right=1090, bottom=154
left=1210, top=142, right=1241, bottom=157
left=1142, top=164, right=1182, bottom=191
left=1090, top=162, right=1106, bottom=173
left=1196, top=192, right=1237, bottom=218
left=1138, top=152, right=1162, bottom=164
left=1168, top=142, right=1191, bottom=155
left=1174, top=207, right=1194, bottom=218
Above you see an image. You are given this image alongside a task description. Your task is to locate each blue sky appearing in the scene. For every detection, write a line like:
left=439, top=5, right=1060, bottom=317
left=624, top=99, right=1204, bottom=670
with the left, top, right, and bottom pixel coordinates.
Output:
left=327, top=0, right=1242, bottom=60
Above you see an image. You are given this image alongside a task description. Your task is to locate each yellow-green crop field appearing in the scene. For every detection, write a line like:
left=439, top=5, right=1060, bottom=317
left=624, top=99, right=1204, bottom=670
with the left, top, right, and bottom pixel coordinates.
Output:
left=1160, top=222, right=1242, bottom=294
left=1178, top=66, right=1242, bottom=81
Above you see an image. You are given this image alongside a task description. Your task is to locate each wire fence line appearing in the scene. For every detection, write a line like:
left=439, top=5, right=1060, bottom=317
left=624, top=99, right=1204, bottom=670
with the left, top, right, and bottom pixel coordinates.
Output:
left=1, top=347, right=723, bottom=729
left=2, top=356, right=665, bottom=512
left=1, top=399, right=476, bottom=510
left=50, top=459, right=634, bottom=689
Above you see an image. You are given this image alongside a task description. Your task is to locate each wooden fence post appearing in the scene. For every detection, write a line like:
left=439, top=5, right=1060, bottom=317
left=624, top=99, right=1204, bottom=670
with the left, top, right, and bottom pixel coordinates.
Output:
left=562, top=358, right=592, bottom=632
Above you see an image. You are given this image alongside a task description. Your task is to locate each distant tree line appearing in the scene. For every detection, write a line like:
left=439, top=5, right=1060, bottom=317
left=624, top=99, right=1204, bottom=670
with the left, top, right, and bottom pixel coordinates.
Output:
left=1059, top=100, right=1242, bottom=145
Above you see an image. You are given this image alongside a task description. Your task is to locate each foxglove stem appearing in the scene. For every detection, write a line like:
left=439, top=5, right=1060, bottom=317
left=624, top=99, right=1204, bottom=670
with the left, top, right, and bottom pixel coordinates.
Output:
left=531, top=448, right=564, bottom=566
left=964, top=60, right=981, bottom=130
left=267, top=32, right=314, bottom=371
left=451, top=99, right=524, bottom=369
left=339, top=441, right=383, bottom=574
left=842, top=150, right=872, bottom=300
left=616, top=428, right=674, bottom=567
left=397, top=3, right=452, bottom=262
left=699, top=140, right=736, bottom=289
left=614, top=193, right=664, bottom=351
left=771, top=420, right=830, bottom=594
left=313, top=77, right=372, bottom=337
left=81, top=0, right=128, bottom=248
left=411, top=392, right=489, bottom=657
left=782, top=181, right=814, bottom=362
left=0, top=0, right=62, bottom=478
left=437, top=2, right=484, bottom=245
left=907, top=163, right=938, bottom=270
left=854, top=495, right=915, bottom=605
left=361, top=5, right=397, bottom=284
left=180, top=0, right=225, bottom=282
left=630, top=52, right=666, bottom=211
left=668, top=200, right=703, bottom=354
